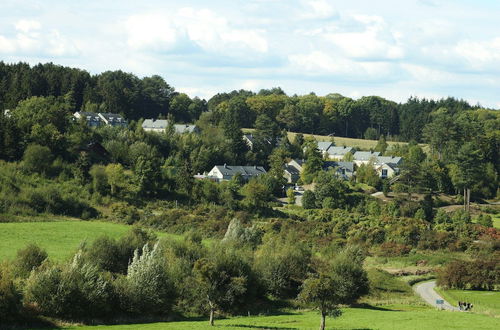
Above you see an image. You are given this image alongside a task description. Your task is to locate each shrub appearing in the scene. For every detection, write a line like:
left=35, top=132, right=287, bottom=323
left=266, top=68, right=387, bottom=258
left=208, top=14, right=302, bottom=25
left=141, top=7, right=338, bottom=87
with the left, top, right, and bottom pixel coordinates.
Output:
left=437, top=258, right=499, bottom=290
left=375, top=242, right=412, bottom=257
left=116, top=243, right=175, bottom=315
left=22, top=144, right=53, bottom=175
left=25, top=252, right=113, bottom=319
left=302, top=190, right=316, bottom=209
left=254, top=237, right=311, bottom=299
left=14, top=244, right=48, bottom=278
left=0, top=263, right=22, bottom=322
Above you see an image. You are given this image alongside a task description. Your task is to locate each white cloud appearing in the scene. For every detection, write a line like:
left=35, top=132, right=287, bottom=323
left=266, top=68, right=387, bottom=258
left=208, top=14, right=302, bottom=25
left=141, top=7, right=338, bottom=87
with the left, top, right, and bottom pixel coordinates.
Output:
left=15, top=19, right=41, bottom=33
left=454, top=38, right=500, bottom=69
left=123, top=8, right=268, bottom=57
left=301, top=0, right=337, bottom=19
left=0, top=19, right=79, bottom=57
left=288, top=50, right=395, bottom=79
left=125, top=14, right=180, bottom=51
left=323, top=15, right=405, bottom=60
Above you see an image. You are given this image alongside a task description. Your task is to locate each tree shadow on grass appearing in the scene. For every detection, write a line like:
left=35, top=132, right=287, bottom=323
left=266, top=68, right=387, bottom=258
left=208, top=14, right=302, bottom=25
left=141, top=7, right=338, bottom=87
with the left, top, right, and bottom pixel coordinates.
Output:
left=222, top=325, right=298, bottom=329
left=352, top=303, right=402, bottom=312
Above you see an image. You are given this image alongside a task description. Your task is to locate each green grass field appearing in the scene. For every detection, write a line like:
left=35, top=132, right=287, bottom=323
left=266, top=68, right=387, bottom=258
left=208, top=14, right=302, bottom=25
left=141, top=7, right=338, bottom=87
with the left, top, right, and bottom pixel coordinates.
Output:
left=0, top=220, right=167, bottom=261
left=493, top=214, right=500, bottom=229
left=242, top=128, right=427, bottom=151
left=68, top=305, right=498, bottom=329
left=435, top=288, right=500, bottom=317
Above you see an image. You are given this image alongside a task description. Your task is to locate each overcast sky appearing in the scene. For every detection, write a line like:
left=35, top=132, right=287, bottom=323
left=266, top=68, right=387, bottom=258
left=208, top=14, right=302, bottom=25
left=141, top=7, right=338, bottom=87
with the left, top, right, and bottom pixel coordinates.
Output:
left=1, top=0, right=499, bottom=108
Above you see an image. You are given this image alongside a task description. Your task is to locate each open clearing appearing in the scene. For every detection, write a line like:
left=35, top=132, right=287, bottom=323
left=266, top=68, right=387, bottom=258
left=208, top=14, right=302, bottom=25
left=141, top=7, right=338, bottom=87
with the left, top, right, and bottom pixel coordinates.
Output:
left=243, top=128, right=428, bottom=151
left=0, top=221, right=167, bottom=261
left=69, top=305, right=498, bottom=329
left=435, top=288, right=500, bottom=317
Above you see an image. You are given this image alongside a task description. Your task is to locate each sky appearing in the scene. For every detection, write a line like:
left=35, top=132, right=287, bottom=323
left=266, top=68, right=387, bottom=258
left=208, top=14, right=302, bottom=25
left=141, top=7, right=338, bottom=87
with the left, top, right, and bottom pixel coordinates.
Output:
left=1, top=0, right=499, bottom=108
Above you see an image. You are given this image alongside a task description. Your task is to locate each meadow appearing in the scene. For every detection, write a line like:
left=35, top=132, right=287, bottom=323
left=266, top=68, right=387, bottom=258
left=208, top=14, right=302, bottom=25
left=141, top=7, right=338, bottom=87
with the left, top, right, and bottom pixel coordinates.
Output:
left=242, top=128, right=427, bottom=151
left=0, top=220, right=168, bottom=261
left=435, top=288, right=500, bottom=317
left=68, top=305, right=499, bottom=330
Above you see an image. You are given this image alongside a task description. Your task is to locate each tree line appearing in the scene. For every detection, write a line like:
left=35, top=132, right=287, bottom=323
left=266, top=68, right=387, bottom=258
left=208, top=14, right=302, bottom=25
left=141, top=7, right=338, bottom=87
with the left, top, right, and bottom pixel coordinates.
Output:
left=0, top=227, right=368, bottom=330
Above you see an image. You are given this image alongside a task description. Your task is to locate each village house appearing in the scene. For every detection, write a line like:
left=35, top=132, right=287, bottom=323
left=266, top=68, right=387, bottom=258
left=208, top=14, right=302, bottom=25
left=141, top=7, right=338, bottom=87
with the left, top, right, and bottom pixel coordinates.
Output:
left=73, top=111, right=127, bottom=127
left=206, top=164, right=267, bottom=182
left=353, top=151, right=381, bottom=166
left=98, top=113, right=128, bottom=127
left=73, top=111, right=102, bottom=127
left=325, top=146, right=354, bottom=160
left=141, top=119, right=200, bottom=134
left=323, top=161, right=355, bottom=180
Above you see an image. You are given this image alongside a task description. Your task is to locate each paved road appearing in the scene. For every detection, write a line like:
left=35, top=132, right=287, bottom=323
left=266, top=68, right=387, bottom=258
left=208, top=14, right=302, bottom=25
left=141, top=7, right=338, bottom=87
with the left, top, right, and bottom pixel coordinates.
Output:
left=414, top=281, right=458, bottom=311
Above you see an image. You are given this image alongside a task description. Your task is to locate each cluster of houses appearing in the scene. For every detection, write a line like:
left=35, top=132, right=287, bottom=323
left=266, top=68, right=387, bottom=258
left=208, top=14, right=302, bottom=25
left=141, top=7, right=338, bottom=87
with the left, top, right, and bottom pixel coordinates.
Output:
left=199, top=141, right=403, bottom=183
left=141, top=119, right=200, bottom=134
left=73, top=112, right=127, bottom=127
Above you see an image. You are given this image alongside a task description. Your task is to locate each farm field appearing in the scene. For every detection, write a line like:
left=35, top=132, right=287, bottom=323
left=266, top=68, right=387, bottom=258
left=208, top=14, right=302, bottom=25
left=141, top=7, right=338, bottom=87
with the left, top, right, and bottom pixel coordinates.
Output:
left=242, top=128, right=427, bottom=151
left=0, top=220, right=169, bottom=261
left=68, top=305, right=499, bottom=330
left=435, top=288, right=500, bottom=317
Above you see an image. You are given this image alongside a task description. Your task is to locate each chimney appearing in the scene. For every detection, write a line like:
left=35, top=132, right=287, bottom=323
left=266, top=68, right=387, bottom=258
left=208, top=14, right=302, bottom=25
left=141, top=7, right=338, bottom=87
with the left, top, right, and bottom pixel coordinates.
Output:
left=254, top=165, right=257, bottom=169
left=224, top=163, right=227, bottom=168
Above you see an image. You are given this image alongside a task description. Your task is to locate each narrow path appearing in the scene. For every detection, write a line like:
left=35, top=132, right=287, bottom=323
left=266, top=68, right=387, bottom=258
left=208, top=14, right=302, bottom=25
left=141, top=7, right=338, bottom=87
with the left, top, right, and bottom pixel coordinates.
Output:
left=413, top=281, right=458, bottom=311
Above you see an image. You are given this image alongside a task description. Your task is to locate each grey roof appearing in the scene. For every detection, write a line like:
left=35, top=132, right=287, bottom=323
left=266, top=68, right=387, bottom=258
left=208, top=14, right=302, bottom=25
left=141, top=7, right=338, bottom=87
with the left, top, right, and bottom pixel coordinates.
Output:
left=99, top=113, right=125, bottom=121
left=353, top=151, right=381, bottom=161
left=142, top=119, right=168, bottom=129
left=142, top=119, right=198, bottom=133
left=243, top=134, right=255, bottom=143
left=284, top=163, right=301, bottom=175
left=323, top=161, right=354, bottom=172
left=375, top=156, right=403, bottom=165
left=214, top=165, right=267, bottom=177
left=317, top=141, right=333, bottom=151
left=174, top=124, right=198, bottom=134
left=326, top=146, right=354, bottom=156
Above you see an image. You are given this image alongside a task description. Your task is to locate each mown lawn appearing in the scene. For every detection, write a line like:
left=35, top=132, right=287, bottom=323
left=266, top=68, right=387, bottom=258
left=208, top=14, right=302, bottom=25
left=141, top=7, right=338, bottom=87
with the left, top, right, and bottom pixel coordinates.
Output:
left=435, top=288, right=500, bottom=317
left=0, top=220, right=170, bottom=261
left=69, top=305, right=498, bottom=329
left=242, top=128, right=428, bottom=151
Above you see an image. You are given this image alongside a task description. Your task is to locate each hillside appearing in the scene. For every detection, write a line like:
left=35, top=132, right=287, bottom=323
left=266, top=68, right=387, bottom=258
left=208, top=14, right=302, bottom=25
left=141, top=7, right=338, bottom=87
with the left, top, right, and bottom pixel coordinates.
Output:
left=243, top=128, right=428, bottom=151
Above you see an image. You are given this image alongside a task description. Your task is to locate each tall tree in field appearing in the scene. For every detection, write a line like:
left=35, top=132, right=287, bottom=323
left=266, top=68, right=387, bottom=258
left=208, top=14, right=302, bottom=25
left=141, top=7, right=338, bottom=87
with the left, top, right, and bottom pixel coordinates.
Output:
left=193, top=247, right=253, bottom=326
left=453, top=142, right=483, bottom=212
left=298, top=248, right=369, bottom=330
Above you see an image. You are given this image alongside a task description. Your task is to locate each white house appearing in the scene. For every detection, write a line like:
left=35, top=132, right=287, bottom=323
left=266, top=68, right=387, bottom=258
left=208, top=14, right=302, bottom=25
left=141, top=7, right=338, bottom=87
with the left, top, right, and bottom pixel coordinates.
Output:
left=98, top=113, right=127, bottom=127
left=325, top=146, right=354, bottom=160
left=142, top=119, right=200, bottom=134
left=376, top=163, right=399, bottom=178
left=73, top=111, right=102, bottom=127
left=353, top=151, right=381, bottom=166
left=207, top=164, right=267, bottom=182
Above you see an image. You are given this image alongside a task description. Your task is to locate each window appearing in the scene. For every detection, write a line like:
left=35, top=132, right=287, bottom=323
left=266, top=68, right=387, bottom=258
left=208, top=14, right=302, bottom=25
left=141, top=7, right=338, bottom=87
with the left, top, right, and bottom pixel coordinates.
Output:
left=381, top=169, right=388, bottom=177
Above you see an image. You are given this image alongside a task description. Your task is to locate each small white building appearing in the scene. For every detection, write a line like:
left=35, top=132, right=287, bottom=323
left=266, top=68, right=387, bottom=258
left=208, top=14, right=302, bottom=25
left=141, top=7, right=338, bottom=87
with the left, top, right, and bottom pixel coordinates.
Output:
left=353, top=151, right=381, bottom=166
left=142, top=119, right=199, bottom=134
left=207, top=164, right=267, bottom=182
left=325, top=146, right=354, bottom=160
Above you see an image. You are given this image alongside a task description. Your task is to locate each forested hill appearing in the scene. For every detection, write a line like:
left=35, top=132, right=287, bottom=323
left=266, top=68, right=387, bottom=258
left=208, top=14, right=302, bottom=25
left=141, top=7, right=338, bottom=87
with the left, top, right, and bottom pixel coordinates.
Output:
left=0, top=61, right=496, bottom=144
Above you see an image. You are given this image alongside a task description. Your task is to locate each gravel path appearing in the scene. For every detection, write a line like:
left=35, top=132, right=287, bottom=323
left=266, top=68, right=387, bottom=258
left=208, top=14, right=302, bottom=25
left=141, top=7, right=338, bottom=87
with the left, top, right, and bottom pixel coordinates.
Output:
left=414, top=281, right=459, bottom=311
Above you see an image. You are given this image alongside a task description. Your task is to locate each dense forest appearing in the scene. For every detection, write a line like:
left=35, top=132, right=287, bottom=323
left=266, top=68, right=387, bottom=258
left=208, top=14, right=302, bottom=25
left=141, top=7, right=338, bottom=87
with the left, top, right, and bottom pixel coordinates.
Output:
left=0, top=62, right=499, bottom=327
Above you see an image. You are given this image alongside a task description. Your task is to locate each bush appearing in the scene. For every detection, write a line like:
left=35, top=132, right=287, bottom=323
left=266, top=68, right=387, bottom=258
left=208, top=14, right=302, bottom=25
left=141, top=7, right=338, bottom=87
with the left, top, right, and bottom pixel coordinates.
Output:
left=25, top=252, right=113, bottom=319
left=0, top=263, right=22, bottom=323
left=302, top=190, right=316, bottom=209
left=437, top=258, right=499, bottom=290
left=116, top=243, right=175, bottom=315
left=375, top=242, right=412, bottom=257
left=22, top=144, right=53, bottom=175
left=14, top=244, right=48, bottom=278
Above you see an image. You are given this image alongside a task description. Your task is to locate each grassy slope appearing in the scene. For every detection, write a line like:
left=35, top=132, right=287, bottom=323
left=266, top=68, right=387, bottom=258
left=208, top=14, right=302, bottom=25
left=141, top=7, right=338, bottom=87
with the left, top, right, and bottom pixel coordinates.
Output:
left=242, top=128, right=427, bottom=151
left=0, top=220, right=170, bottom=261
left=435, top=288, right=500, bottom=317
left=70, top=306, right=499, bottom=329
